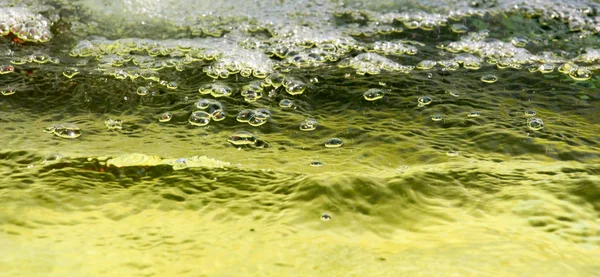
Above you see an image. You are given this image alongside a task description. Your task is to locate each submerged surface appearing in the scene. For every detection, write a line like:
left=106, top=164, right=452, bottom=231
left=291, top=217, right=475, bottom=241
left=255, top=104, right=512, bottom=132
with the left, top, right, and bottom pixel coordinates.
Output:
left=0, top=0, right=600, bottom=276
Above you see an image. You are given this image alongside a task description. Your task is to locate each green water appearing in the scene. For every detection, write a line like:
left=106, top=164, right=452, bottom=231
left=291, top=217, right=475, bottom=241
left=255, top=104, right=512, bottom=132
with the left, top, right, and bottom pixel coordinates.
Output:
left=1, top=0, right=600, bottom=276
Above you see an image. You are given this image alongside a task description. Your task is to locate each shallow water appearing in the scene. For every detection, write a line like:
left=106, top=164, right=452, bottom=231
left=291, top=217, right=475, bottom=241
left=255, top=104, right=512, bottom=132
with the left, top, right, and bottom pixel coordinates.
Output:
left=1, top=0, right=600, bottom=276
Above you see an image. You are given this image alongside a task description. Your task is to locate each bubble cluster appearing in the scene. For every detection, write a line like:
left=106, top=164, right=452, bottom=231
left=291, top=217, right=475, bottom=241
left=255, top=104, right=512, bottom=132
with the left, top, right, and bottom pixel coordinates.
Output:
left=240, top=81, right=264, bottom=102
left=191, top=99, right=226, bottom=126
left=236, top=109, right=271, bottom=127
left=104, top=119, right=123, bottom=130
left=43, top=123, right=83, bottom=139
left=0, top=65, right=15, bottom=74
left=199, top=83, right=232, bottom=98
left=339, top=53, right=413, bottom=75
left=0, top=8, right=52, bottom=43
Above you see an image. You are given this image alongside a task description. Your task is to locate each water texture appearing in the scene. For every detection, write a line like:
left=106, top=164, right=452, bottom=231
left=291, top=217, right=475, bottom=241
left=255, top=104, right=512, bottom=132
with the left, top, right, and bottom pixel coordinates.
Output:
left=0, top=0, right=599, bottom=276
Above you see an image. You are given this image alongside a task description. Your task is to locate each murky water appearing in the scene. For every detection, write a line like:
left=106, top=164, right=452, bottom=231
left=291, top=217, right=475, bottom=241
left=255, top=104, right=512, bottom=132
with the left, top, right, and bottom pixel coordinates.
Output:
left=1, top=0, right=600, bottom=276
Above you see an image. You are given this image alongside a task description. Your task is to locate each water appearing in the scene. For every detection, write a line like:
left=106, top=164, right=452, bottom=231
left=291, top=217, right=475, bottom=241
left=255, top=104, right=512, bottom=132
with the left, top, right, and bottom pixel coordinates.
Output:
left=1, top=0, right=600, bottom=276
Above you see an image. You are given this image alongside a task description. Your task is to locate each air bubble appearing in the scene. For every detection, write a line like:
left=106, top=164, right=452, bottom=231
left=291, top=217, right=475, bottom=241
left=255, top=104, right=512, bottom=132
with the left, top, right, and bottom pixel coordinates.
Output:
left=364, top=88, right=384, bottom=101
left=416, top=60, right=436, bottom=70
left=467, top=111, right=481, bottom=117
left=279, top=99, right=294, bottom=108
left=0, top=65, right=15, bottom=74
left=450, top=24, right=468, bottom=33
left=524, top=110, right=536, bottom=116
left=446, top=150, right=459, bottom=157
left=227, top=131, right=257, bottom=146
left=236, top=110, right=253, bottom=123
left=445, top=90, right=459, bottom=97
left=300, top=118, right=317, bottom=131
left=45, top=123, right=83, bottom=139
left=418, top=96, right=433, bottom=107
left=159, top=112, right=173, bottom=122
left=1, top=88, right=15, bottom=96
left=136, top=86, right=149, bottom=96
left=285, top=79, right=306, bottom=95
left=199, top=83, right=232, bottom=98
left=480, top=74, right=498, bottom=83
left=310, top=161, right=323, bottom=167
left=63, top=67, right=80, bottom=78
left=527, top=118, right=544, bottom=131
left=104, top=119, right=123, bottom=130
left=321, top=214, right=331, bottom=221
left=325, top=138, right=343, bottom=148
left=538, top=64, right=555, bottom=74
left=431, top=114, right=443, bottom=121
left=189, top=111, right=211, bottom=126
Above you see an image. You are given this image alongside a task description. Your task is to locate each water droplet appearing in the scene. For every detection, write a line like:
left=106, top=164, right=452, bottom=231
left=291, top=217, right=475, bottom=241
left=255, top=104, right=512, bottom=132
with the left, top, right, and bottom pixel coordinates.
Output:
left=325, top=138, right=344, bottom=148
left=524, top=110, right=536, bottom=116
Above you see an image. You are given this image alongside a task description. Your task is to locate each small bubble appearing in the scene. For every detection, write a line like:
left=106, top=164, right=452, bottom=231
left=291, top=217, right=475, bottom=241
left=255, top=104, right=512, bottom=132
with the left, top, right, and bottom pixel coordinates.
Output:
left=418, top=96, right=433, bottom=107
left=431, top=114, right=443, bottom=121
left=363, top=88, right=384, bottom=101
left=450, top=24, right=469, bottom=33
left=480, top=74, right=498, bottom=83
left=321, top=214, right=331, bottom=221
left=325, top=138, right=344, bottom=148
left=279, top=99, right=294, bottom=108
left=416, top=60, right=437, bottom=70
left=136, top=86, right=149, bottom=96
left=445, top=90, right=459, bottom=97
left=527, top=118, right=544, bottom=131
left=467, top=111, right=481, bottom=117
left=310, top=161, right=323, bottom=167
left=300, top=118, right=317, bottom=131
left=446, top=150, right=459, bottom=157
left=166, top=81, right=178, bottom=89
left=159, top=112, right=173, bottom=122
left=524, top=110, right=536, bottom=116
left=1, top=87, right=15, bottom=96
left=62, top=67, right=80, bottom=78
